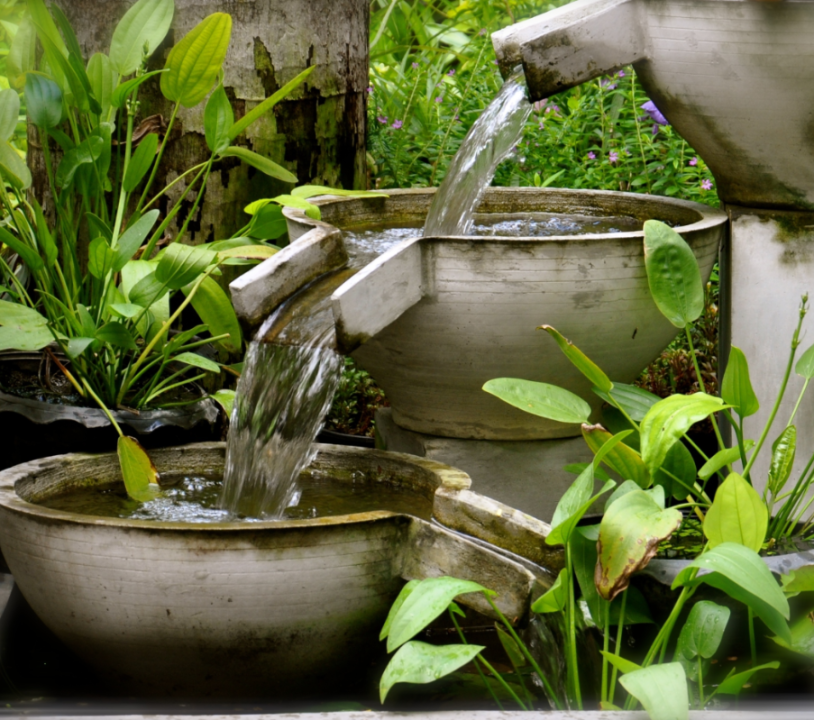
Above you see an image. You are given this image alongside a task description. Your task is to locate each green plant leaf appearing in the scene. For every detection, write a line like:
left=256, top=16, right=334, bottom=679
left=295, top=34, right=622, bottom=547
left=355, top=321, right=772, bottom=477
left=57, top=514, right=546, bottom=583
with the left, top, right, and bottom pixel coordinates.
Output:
left=156, top=243, right=215, bottom=289
left=55, top=135, right=105, bottom=188
left=0, top=225, right=43, bottom=272
left=0, top=140, right=32, bottom=189
left=780, top=565, right=814, bottom=595
left=217, top=244, right=277, bottom=261
left=483, top=377, right=591, bottom=425
left=160, top=12, right=232, bottom=107
left=381, top=580, right=420, bottom=641
left=653, top=439, right=697, bottom=501
left=0, top=324, right=54, bottom=351
left=596, top=489, right=682, bottom=600
left=113, top=210, right=159, bottom=271
left=0, top=301, right=48, bottom=328
left=795, top=342, right=814, bottom=379
left=581, top=424, right=649, bottom=488
left=715, top=662, right=779, bottom=695
left=248, top=203, right=287, bottom=240
left=122, top=260, right=169, bottom=333
left=768, top=425, right=796, bottom=498
left=271, top=193, right=321, bottom=219
left=386, top=576, right=491, bottom=652
left=87, top=53, right=117, bottom=119
left=211, top=388, right=236, bottom=418
left=379, top=641, right=484, bottom=703
left=110, top=303, right=142, bottom=319
left=228, top=65, right=314, bottom=140
left=0, top=88, right=19, bottom=142
left=110, top=0, right=174, bottom=76
left=111, top=69, right=167, bottom=109
left=173, top=351, right=220, bottom=373
left=531, top=569, right=567, bottom=613
left=540, top=325, right=612, bottom=393
left=673, top=543, right=790, bottom=643
left=640, top=393, right=726, bottom=478
left=619, top=663, right=689, bottom=720
left=66, top=337, right=94, bottom=359
left=495, top=624, right=526, bottom=668
left=721, top=346, right=759, bottom=418
left=599, top=651, right=641, bottom=675
left=698, top=441, right=754, bottom=481
left=547, top=474, right=615, bottom=547
left=772, top=601, right=814, bottom=657
left=204, top=84, right=233, bottom=154
left=291, top=185, right=389, bottom=200
left=25, top=73, right=62, bottom=129
left=593, top=383, right=660, bottom=423
left=88, top=236, right=115, bottom=279
left=117, top=435, right=160, bottom=501
left=96, top=321, right=138, bottom=350
left=123, top=133, right=159, bottom=192
left=676, top=601, right=730, bottom=662
left=181, top=274, right=241, bottom=351
left=703, top=472, right=767, bottom=552
left=7, top=17, right=36, bottom=86
left=219, top=146, right=297, bottom=183
left=643, top=219, right=704, bottom=329
left=129, top=270, right=169, bottom=310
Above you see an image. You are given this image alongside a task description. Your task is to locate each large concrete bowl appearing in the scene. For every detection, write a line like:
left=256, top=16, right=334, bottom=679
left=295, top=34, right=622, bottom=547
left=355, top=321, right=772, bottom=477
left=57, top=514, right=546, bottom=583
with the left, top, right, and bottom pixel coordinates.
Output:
left=494, top=0, right=814, bottom=210
left=0, top=442, right=553, bottom=697
left=235, top=188, right=726, bottom=441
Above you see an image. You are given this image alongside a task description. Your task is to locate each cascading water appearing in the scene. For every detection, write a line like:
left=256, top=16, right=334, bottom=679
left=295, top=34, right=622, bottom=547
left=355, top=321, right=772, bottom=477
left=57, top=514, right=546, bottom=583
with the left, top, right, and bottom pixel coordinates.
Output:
left=423, top=70, right=532, bottom=236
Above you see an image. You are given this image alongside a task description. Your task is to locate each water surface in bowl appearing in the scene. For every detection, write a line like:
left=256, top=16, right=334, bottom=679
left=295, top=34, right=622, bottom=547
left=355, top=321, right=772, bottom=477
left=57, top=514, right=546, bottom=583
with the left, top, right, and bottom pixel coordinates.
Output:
left=39, top=473, right=433, bottom=523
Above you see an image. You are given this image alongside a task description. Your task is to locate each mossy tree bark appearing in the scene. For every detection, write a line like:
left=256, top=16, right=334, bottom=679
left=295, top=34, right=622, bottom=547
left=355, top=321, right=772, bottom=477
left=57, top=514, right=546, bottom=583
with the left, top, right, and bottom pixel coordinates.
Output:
left=31, top=0, right=369, bottom=245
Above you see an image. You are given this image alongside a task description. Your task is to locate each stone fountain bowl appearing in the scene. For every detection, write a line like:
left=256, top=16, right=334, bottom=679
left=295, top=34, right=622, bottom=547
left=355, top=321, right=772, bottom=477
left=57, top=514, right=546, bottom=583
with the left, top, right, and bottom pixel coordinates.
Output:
left=0, top=442, right=554, bottom=697
left=232, top=187, right=726, bottom=441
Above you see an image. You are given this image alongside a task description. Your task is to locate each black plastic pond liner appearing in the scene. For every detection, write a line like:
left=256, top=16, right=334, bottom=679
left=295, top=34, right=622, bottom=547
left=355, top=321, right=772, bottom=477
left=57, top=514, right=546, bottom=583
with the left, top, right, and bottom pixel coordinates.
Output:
left=0, top=390, right=221, bottom=471
left=316, top=427, right=375, bottom=448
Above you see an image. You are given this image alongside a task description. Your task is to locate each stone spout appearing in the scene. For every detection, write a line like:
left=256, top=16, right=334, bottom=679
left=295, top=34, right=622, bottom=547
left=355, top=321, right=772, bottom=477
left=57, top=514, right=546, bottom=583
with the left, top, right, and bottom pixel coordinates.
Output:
left=491, top=0, right=645, bottom=102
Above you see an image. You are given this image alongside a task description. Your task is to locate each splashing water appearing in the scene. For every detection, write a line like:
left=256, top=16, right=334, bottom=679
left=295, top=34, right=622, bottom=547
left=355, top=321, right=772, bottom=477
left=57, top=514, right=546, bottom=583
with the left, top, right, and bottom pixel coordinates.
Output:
left=220, top=335, right=342, bottom=518
left=423, top=71, right=532, bottom=236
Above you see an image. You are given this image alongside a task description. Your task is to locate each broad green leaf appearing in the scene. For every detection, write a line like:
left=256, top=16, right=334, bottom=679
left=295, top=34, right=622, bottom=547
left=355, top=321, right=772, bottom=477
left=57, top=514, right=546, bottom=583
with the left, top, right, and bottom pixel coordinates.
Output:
left=217, top=244, right=278, bottom=261
left=715, top=662, right=779, bottom=695
left=156, top=243, right=215, bottom=289
left=653, top=439, right=697, bottom=501
left=173, top=351, right=220, bottom=373
left=703, top=473, right=767, bottom=552
left=123, top=133, right=159, bottom=192
left=110, top=303, right=143, bottom=319
left=87, top=53, right=117, bottom=119
left=386, top=576, right=491, bottom=652
left=596, top=489, right=682, bottom=600
left=0, top=141, right=32, bottom=189
left=111, top=69, right=167, bottom=108
left=25, top=73, right=61, bottom=129
left=88, top=236, right=115, bottom=279
left=55, top=135, right=105, bottom=188
left=291, top=185, right=389, bottom=200
left=673, top=543, right=790, bottom=643
left=161, top=13, right=232, bottom=107
left=781, top=565, right=814, bottom=595
left=0, top=225, right=43, bottom=271
left=599, top=383, right=660, bottom=422
left=676, top=601, right=730, bottom=661
left=379, top=641, right=484, bottom=703
left=547, top=476, right=615, bottom=547
left=495, top=625, right=526, bottom=668
left=768, top=425, right=796, bottom=498
left=31, top=200, right=58, bottom=266
left=699, top=441, right=754, bottom=481
left=0, top=88, right=19, bottom=142
left=619, top=663, right=689, bottom=720
left=271, top=193, right=321, bottom=219
left=110, top=0, right=174, bottom=75
left=182, top=274, right=241, bottom=351
left=640, top=393, right=726, bottom=477
left=76, top=304, right=97, bottom=336
left=581, top=424, right=649, bottom=488
left=721, top=346, right=759, bottom=418
left=550, top=463, right=594, bottom=530
left=66, top=337, right=94, bottom=359
left=564, top=463, right=612, bottom=484
left=204, top=84, right=233, bottom=154
left=212, top=388, right=236, bottom=418
left=0, top=301, right=48, bottom=328
left=129, top=270, right=169, bottom=309
left=0, top=324, right=54, bottom=351
left=248, top=203, right=287, bottom=240
left=796, top=342, right=814, bottom=379
left=7, top=17, right=35, bottom=86
left=772, top=601, right=814, bottom=657
left=122, top=260, right=169, bottom=334
left=96, top=322, right=138, bottom=350
left=599, top=651, right=641, bottom=675
left=606, top=480, right=665, bottom=511
left=49, top=4, right=82, bottom=64
left=380, top=580, right=420, bottom=641
left=540, top=325, right=612, bottom=393
left=113, top=210, right=159, bottom=271
left=483, top=377, right=591, bottom=425
left=531, top=569, right=567, bottom=613
left=219, top=146, right=297, bottom=183
left=643, top=219, right=704, bottom=328
left=228, top=65, right=314, bottom=140
left=117, top=435, right=160, bottom=501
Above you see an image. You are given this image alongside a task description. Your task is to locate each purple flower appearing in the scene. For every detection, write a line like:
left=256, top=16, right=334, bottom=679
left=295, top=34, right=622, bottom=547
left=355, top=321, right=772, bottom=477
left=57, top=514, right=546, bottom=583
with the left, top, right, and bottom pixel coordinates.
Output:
left=479, top=28, right=487, bottom=36
left=366, top=86, right=374, bottom=94
left=599, top=77, right=617, bottom=90
left=609, top=150, right=619, bottom=164
left=376, top=115, right=388, bottom=124
left=617, top=70, right=626, bottom=78
left=641, top=100, right=668, bottom=126
left=492, top=60, right=499, bottom=65
left=587, top=151, right=596, bottom=160
left=447, top=69, right=456, bottom=76
left=435, top=96, right=443, bottom=103
left=533, top=99, right=547, bottom=113
left=538, top=120, right=545, bottom=130
left=651, top=123, right=660, bottom=135
left=701, top=179, right=713, bottom=190
left=391, top=119, right=403, bottom=129
left=412, top=62, right=419, bottom=69
left=689, top=157, right=698, bottom=167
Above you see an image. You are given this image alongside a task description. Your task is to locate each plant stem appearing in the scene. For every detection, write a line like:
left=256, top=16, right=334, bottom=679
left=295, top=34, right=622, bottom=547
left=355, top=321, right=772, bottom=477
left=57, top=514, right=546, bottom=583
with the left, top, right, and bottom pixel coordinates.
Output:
left=135, top=101, right=180, bottom=215
left=449, top=609, right=505, bottom=710
left=748, top=608, right=757, bottom=668
left=608, top=589, right=628, bottom=706
left=601, top=600, right=610, bottom=704
left=684, top=325, right=726, bottom=454
left=566, top=545, right=582, bottom=709
left=697, top=656, right=705, bottom=708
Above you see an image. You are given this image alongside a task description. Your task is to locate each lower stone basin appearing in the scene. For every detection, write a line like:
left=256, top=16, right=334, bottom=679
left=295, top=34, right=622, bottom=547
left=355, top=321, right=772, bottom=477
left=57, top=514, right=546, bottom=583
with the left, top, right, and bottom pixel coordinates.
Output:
left=0, top=442, right=553, bottom=697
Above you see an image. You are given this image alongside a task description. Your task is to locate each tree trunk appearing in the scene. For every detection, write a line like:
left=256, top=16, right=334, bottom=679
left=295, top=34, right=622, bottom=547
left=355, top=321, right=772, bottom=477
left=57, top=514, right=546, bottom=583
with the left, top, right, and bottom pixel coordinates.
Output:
left=32, top=0, right=369, bottom=244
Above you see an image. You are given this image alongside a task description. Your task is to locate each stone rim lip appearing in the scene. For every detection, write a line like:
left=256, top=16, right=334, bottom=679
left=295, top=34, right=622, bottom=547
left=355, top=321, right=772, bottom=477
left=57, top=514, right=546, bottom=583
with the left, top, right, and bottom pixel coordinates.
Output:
left=283, top=186, right=728, bottom=242
left=0, top=441, right=471, bottom=533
